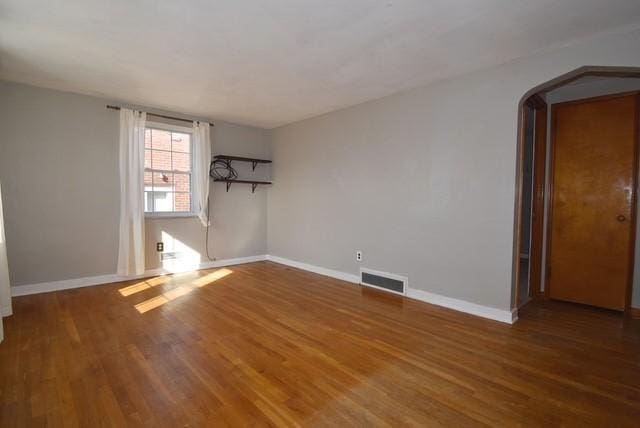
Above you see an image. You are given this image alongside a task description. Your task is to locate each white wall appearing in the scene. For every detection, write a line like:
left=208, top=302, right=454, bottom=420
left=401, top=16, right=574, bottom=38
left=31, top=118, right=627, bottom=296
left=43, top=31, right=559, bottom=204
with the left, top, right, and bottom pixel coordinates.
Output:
left=268, top=26, right=640, bottom=312
left=0, top=80, right=270, bottom=289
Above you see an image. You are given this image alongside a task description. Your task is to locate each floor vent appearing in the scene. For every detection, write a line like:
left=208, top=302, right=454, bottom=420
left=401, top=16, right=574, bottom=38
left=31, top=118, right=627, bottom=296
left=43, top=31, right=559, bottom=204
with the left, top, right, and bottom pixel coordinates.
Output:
left=360, top=268, right=408, bottom=296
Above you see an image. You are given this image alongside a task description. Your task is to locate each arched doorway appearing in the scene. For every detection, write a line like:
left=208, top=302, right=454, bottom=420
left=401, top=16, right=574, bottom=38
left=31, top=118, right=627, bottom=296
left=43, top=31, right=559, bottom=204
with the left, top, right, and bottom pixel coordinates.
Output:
left=512, top=66, right=640, bottom=316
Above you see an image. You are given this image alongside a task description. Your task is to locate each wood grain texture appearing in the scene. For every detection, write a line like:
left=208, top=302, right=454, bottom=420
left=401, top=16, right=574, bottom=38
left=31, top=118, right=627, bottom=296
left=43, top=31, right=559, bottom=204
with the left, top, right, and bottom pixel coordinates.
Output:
left=549, top=93, right=638, bottom=310
left=1, top=261, right=639, bottom=426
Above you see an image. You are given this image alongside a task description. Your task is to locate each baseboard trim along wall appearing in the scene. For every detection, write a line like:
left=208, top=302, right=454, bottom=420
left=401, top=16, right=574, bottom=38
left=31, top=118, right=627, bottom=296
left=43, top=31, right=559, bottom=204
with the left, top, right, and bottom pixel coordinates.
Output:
left=265, top=255, right=361, bottom=284
left=265, top=255, right=518, bottom=324
left=2, top=302, right=14, bottom=317
left=10, top=255, right=267, bottom=297
left=11, top=253, right=518, bottom=324
left=406, top=288, right=518, bottom=324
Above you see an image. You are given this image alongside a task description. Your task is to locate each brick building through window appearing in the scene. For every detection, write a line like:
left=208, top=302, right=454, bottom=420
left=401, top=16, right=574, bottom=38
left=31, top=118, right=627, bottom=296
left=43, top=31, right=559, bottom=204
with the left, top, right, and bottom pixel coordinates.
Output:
left=144, top=124, right=193, bottom=214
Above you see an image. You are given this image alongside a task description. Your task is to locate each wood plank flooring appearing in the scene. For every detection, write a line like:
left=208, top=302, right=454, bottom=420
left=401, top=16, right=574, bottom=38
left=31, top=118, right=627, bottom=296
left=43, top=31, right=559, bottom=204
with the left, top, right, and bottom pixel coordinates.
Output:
left=1, top=261, right=639, bottom=426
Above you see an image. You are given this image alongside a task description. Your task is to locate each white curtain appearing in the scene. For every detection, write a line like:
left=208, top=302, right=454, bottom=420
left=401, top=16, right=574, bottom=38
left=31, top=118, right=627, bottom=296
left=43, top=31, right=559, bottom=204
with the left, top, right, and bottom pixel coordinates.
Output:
left=192, top=121, right=212, bottom=227
left=117, top=109, right=147, bottom=276
left=0, top=181, right=12, bottom=344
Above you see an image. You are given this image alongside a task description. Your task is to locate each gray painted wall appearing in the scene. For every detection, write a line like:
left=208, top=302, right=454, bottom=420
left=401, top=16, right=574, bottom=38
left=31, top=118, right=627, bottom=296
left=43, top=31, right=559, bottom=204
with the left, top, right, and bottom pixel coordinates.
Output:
left=268, top=27, right=640, bottom=311
left=0, top=80, right=269, bottom=287
left=145, top=121, right=270, bottom=270
left=544, top=77, right=640, bottom=309
left=2, top=27, right=640, bottom=313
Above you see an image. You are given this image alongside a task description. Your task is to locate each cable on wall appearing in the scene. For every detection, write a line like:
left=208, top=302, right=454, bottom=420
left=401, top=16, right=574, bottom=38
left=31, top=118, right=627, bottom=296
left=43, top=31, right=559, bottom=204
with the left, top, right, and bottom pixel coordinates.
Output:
left=205, top=159, right=239, bottom=261
left=209, top=159, right=238, bottom=181
left=205, top=195, right=215, bottom=261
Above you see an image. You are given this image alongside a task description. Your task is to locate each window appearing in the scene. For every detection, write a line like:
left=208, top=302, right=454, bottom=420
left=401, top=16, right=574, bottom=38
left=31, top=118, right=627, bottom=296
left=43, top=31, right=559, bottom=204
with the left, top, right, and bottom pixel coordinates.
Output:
left=144, top=123, right=193, bottom=215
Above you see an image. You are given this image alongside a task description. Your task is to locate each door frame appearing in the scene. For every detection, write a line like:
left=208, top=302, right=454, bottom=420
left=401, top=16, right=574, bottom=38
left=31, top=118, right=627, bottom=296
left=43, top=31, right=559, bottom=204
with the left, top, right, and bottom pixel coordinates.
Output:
left=545, top=91, right=640, bottom=311
left=529, top=100, right=547, bottom=299
left=513, top=95, right=547, bottom=307
left=511, top=66, right=640, bottom=317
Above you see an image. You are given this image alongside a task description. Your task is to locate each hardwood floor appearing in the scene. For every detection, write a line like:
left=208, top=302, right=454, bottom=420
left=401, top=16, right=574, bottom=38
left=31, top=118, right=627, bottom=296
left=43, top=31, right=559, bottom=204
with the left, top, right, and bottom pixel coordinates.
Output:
left=1, top=261, right=639, bottom=426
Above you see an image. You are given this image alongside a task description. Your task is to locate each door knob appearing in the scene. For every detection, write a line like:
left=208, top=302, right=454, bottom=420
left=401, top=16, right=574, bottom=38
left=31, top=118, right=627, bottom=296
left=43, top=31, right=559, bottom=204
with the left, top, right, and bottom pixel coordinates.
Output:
left=617, top=214, right=627, bottom=222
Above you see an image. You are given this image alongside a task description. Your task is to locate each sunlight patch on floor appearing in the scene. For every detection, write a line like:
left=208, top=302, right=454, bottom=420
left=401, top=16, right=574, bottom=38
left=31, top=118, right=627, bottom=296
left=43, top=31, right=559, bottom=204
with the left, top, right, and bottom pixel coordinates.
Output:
left=193, top=268, right=233, bottom=287
left=119, top=281, right=151, bottom=297
left=133, top=268, right=233, bottom=313
left=135, top=295, right=169, bottom=313
left=118, top=275, right=173, bottom=297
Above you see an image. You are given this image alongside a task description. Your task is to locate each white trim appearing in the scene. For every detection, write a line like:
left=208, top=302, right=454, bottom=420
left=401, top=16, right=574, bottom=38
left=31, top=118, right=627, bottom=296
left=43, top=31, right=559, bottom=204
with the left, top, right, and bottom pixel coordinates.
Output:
left=265, top=255, right=360, bottom=284
left=10, top=253, right=518, bottom=325
left=266, top=254, right=517, bottom=324
left=360, top=267, right=408, bottom=296
left=2, top=302, right=13, bottom=317
left=145, top=121, right=196, bottom=215
left=145, top=212, right=198, bottom=219
left=146, top=120, right=193, bottom=134
left=11, top=255, right=267, bottom=297
left=406, top=287, right=518, bottom=324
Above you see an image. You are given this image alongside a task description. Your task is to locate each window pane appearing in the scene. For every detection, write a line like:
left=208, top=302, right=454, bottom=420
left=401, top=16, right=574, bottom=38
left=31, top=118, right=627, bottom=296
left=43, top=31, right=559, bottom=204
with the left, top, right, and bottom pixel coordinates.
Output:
left=145, top=129, right=151, bottom=149
left=144, top=127, right=194, bottom=215
left=144, top=171, right=153, bottom=188
left=173, top=152, right=191, bottom=172
left=172, top=132, right=190, bottom=153
left=174, top=192, right=191, bottom=212
left=174, top=173, right=190, bottom=193
left=153, top=172, right=173, bottom=188
left=144, top=191, right=153, bottom=212
left=151, top=129, right=171, bottom=151
left=151, top=149, right=172, bottom=171
left=154, top=192, right=174, bottom=212
left=144, top=149, right=152, bottom=169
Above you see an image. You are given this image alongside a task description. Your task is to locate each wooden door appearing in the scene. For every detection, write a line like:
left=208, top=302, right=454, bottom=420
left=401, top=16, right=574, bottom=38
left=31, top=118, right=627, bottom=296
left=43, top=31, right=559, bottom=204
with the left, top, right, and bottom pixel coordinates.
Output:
left=549, top=93, right=638, bottom=311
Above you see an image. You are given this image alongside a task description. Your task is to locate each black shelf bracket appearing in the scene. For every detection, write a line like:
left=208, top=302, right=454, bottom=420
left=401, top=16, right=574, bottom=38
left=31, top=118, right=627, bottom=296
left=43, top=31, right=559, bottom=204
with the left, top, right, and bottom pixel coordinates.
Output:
left=252, top=161, right=258, bottom=171
left=214, top=179, right=272, bottom=193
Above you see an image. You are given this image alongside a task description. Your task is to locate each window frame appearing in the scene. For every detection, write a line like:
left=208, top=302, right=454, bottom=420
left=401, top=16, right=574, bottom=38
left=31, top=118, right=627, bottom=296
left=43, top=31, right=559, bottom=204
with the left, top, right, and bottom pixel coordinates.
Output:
left=144, top=121, right=196, bottom=218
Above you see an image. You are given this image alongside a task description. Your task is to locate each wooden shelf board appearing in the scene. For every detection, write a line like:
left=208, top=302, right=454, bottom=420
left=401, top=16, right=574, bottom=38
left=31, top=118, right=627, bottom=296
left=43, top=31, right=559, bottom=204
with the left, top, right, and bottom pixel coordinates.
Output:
left=214, top=155, right=272, bottom=164
left=214, top=179, right=272, bottom=185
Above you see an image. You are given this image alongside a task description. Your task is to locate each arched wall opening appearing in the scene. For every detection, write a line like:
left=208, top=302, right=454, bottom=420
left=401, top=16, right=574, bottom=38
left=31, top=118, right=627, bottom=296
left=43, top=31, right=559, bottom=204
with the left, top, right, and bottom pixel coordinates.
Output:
left=511, top=66, right=640, bottom=315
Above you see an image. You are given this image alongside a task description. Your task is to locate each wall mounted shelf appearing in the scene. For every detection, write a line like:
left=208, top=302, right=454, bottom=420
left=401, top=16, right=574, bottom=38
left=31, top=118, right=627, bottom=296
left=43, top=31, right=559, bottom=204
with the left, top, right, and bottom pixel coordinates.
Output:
left=214, top=155, right=272, bottom=171
left=214, top=179, right=272, bottom=193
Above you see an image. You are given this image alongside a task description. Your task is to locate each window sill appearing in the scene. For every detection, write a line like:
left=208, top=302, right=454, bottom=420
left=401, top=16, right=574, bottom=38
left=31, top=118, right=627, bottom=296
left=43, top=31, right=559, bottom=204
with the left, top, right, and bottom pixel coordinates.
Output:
left=145, top=212, right=198, bottom=220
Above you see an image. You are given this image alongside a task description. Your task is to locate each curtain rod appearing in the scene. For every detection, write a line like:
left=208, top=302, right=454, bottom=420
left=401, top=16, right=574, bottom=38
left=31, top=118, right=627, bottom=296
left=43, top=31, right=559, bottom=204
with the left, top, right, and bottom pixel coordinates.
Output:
left=106, top=105, right=214, bottom=127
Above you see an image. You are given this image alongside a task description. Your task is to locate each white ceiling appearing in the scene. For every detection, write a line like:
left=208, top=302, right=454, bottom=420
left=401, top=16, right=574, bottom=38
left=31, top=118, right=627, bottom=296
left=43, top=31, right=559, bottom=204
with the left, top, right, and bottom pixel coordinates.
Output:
left=2, top=1, right=640, bottom=128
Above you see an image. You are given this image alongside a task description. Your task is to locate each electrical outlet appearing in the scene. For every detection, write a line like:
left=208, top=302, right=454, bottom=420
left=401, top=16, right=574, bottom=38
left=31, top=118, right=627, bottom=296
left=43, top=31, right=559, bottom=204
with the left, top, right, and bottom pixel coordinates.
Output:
left=156, top=242, right=164, bottom=252
left=356, top=251, right=362, bottom=262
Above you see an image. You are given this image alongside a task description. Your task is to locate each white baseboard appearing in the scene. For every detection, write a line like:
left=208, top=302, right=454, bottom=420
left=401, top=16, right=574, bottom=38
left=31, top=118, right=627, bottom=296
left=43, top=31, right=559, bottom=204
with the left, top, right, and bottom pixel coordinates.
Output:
left=11, top=255, right=267, bottom=297
left=266, top=254, right=517, bottom=324
left=406, top=288, right=518, bottom=324
left=11, top=253, right=518, bottom=325
left=11, top=273, right=125, bottom=297
left=265, top=255, right=360, bottom=284
left=1, top=303, right=12, bottom=317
